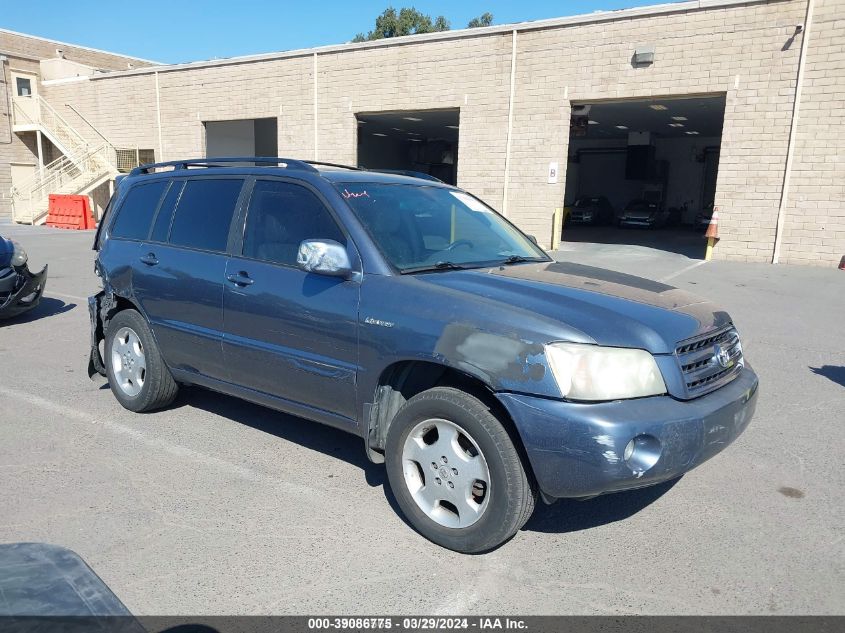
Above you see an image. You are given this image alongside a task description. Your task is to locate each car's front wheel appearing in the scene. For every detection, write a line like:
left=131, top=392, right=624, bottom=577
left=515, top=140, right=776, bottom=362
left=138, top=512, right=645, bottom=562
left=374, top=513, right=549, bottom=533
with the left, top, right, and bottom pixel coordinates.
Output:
left=385, top=387, right=536, bottom=553
left=104, top=309, right=178, bottom=413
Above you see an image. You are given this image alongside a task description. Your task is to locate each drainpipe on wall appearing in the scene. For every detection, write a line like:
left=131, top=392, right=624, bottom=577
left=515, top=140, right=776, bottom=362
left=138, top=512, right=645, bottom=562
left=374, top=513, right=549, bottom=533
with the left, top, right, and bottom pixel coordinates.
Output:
left=154, top=71, right=163, bottom=162
left=501, top=30, right=517, bottom=217
left=313, top=52, right=319, bottom=161
left=772, top=0, right=815, bottom=264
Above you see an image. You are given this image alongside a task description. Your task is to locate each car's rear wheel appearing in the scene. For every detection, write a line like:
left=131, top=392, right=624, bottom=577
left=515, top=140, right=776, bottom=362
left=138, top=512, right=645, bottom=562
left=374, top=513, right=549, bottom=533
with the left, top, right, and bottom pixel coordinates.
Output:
left=105, top=309, right=178, bottom=412
left=385, top=387, right=536, bottom=553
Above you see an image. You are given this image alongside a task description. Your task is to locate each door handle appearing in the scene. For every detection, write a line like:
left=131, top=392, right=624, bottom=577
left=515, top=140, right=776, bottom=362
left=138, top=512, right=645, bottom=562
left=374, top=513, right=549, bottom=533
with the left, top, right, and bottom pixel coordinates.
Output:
left=140, top=253, right=159, bottom=266
left=226, top=272, right=254, bottom=287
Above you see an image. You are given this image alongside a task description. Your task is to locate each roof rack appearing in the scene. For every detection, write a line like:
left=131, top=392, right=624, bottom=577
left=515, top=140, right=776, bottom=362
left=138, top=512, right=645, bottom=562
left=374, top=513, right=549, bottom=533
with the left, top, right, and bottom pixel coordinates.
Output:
left=129, top=157, right=319, bottom=176
left=303, top=160, right=362, bottom=171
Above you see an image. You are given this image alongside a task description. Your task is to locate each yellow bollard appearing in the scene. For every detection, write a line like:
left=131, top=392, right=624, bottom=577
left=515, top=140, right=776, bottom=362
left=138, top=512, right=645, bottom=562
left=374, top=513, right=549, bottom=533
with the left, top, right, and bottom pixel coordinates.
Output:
left=551, top=207, right=564, bottom=250
left=705, top=236, right=716, bottom=261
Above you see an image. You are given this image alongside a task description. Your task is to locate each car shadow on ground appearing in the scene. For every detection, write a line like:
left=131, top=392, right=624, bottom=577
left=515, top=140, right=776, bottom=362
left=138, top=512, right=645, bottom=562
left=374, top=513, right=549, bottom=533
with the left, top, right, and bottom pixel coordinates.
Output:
left=175, top=386, right=387, bottom=488
left=562, top=224, right=706, bottom=259
left=0, top=297, right=75, bottom=325
left=523, top=477, right=679, bottom=534
left=154, top=386, right=678, bottom=539
left=809, top=365, right=845, bottom=388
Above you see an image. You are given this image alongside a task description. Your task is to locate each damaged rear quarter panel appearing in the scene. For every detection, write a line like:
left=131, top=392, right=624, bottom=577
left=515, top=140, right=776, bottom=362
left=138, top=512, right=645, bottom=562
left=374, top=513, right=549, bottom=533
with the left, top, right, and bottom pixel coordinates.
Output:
left=356, top=274, right=594, bottom=411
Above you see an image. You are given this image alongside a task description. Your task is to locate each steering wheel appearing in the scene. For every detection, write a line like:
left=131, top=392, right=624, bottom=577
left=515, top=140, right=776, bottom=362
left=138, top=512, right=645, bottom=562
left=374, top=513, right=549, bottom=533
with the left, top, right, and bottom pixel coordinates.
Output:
left=445, top=239, right=474, bottom=252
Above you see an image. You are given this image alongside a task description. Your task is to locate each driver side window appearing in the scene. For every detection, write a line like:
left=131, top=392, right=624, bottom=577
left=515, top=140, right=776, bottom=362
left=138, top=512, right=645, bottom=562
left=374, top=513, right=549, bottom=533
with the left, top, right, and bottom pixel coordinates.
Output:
left=243, top=180, right=345, bottom=266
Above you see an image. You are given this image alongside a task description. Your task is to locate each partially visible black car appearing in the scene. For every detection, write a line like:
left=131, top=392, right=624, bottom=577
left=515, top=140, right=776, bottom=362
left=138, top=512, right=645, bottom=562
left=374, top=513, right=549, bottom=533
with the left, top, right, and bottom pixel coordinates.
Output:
left=567, top=196, right=614, bottom=225
left=0, top=234, right=47, bottom=319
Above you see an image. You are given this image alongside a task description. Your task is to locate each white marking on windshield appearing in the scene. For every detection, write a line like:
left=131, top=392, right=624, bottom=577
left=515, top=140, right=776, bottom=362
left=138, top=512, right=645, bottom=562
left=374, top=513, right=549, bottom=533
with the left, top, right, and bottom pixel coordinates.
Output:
left=449, top=191, right=490, bottom=212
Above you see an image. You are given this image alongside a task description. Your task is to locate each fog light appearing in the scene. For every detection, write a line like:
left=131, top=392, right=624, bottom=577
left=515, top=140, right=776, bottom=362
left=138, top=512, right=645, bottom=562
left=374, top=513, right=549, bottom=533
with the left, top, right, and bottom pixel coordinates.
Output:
left=624, top=434, right=661, bottom=474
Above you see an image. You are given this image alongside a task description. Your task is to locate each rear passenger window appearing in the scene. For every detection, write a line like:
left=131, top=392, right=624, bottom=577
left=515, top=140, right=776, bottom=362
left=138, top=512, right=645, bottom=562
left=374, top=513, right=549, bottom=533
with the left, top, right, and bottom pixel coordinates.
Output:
left=168, top=179, right=243, bottom=252
left=110, top=181, right=167, bottom=240
left=150, top=181, right=184, bottom=243
left=242, top=180, right=345, bottom=266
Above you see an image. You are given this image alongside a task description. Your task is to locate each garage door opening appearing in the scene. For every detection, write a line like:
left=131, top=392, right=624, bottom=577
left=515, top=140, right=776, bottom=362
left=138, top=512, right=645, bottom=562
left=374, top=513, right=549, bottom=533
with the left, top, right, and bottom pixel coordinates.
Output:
left=356, top=109, right=459, bottom=184
left=205, top=118, right=278, bottom=158
left=563, top=95, right=725, bottom=259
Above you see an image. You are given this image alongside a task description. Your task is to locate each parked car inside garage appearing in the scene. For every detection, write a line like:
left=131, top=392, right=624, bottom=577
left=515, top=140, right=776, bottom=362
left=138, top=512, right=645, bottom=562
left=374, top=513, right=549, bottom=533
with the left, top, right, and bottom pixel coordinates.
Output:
left=618, top=198, right=668, bottom=229
left=566, top=196, right=614, bottom=225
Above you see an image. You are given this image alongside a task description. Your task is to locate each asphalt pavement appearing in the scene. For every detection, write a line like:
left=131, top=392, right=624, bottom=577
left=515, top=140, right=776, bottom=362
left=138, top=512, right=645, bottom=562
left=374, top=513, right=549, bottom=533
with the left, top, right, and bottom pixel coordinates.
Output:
left=1, top=222, right=842, bottom=615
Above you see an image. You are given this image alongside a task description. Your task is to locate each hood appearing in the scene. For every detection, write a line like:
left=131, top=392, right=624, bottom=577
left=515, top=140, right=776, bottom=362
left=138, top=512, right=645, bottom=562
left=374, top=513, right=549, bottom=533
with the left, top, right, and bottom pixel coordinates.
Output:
left=418, top=261, right=730, bottom=354
left=0, top=236, right=12, bottom=268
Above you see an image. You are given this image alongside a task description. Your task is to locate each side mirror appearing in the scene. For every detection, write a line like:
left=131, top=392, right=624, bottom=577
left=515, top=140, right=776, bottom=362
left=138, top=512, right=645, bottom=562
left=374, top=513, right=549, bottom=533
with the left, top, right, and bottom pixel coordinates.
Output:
left=297, top=239, right=353, bottom=279
left=527, top=235, right=539, bottom=245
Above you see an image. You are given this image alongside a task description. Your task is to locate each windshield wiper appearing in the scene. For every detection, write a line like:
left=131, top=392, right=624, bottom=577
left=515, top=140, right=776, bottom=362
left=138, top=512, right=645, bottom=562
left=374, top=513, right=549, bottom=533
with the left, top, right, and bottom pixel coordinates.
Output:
left=497, top=255, right=547, bottom=265
left=401, top=261, right=473, bottom=274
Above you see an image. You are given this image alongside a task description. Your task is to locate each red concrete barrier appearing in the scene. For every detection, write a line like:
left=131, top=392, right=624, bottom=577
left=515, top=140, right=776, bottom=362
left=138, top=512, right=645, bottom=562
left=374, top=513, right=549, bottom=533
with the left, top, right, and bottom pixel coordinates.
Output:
left=45, top=194, right=96, bottom=230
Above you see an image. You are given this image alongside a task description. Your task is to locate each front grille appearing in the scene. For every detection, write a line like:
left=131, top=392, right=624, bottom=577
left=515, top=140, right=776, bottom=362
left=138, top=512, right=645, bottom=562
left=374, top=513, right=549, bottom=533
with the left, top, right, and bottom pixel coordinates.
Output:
left=676, top=324, right=744, bottom=397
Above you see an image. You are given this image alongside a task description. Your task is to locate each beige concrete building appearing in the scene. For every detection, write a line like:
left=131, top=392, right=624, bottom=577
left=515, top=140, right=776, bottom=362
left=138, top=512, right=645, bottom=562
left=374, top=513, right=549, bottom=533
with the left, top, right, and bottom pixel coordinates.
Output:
left=1, top=0, right=843, bottom=265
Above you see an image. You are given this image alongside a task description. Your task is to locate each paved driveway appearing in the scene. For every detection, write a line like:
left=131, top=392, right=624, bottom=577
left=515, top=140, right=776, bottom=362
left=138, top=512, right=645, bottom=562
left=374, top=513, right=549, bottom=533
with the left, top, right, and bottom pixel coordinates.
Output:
left=1, top=224, right=843, bottom=615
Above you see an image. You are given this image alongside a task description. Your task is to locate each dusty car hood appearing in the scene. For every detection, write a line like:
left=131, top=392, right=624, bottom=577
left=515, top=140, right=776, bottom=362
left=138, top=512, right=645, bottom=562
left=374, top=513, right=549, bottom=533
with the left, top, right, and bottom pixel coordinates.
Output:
left=418, top=261, right=730, bottom=354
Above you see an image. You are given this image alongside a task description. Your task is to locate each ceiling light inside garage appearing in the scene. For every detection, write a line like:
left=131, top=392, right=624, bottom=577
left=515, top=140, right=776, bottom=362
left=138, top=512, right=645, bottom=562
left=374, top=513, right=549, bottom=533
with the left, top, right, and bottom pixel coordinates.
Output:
left=403, top=117, right=423, bottom=122
left=615, top=125, right=628, bottom=130
left=446, top=125, right=459, bottom=129
left=649, top=104, right=668, bottom=111
left=685, top=130, right=700, bottom=135
left=372, top=132, right=388, bottom=137
left=672, top=116, right=688, bottom=121
left=588, top=120, right=599, bottom=125
left=391, top=127, right=404, bottom=131
left=408, top=138, right=423, bottom=142
left=669, top=123, right=685, bottom=127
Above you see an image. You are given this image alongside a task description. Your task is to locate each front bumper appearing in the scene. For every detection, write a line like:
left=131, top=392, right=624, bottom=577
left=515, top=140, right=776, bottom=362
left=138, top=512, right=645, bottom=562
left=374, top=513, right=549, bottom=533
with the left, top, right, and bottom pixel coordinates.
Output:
left=619, top=216, right=656, bottom=227
left=497, top=366, right=758, bottom=499
left=569, top=213, right=596, bottom=224
left=0, top=264, right=48, bottom=320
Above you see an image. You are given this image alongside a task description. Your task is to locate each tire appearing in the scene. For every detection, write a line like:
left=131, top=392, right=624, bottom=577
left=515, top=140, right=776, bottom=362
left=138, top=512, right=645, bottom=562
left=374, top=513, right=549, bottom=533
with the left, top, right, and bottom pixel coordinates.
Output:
left=104, top=309, right=178, bottom=412
left=385, top=387, right=536, bottom=553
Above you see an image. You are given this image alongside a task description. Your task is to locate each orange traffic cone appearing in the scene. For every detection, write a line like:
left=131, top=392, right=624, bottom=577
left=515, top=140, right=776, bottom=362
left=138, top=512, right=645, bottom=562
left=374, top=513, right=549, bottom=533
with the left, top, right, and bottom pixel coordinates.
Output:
left=704, top=207, right=719, bottom=260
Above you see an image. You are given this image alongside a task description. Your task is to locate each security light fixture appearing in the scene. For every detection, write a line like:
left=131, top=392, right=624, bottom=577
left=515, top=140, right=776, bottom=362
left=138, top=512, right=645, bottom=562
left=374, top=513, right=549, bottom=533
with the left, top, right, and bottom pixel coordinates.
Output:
left=649, top=104, right=668, bottom=111
left=632, top=45, right=655, bottom=66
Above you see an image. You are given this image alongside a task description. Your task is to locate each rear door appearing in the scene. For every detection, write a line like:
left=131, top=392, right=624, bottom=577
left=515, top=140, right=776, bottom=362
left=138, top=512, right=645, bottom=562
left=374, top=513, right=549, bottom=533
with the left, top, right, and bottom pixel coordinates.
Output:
left=132, top=176, right=246, bottom=382
left=222, top=178, right=360, bottom=423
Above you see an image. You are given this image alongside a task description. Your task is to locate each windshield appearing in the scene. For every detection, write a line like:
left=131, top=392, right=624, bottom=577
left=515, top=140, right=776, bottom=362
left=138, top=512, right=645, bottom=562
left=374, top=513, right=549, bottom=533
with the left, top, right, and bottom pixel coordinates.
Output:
left=337, top=183, right=549, bottom=272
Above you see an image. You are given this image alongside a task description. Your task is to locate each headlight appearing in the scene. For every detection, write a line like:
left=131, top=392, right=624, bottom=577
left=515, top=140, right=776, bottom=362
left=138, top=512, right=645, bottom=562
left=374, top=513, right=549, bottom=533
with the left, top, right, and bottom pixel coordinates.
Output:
left=10, top=241, right=28, bottom=267
left=545, top=342, right=666, bottom=401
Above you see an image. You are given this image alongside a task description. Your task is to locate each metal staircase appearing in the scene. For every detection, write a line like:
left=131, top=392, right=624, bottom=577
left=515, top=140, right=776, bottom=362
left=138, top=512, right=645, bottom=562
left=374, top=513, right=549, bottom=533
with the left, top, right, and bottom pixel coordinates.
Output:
left=10, top=95, right=118, bottom=224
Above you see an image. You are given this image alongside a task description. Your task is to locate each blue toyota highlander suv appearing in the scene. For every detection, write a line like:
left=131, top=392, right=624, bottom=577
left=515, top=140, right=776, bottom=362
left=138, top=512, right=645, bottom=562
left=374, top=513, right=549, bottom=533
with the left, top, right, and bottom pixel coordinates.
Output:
left=89, top=157, right=758, bottom=553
